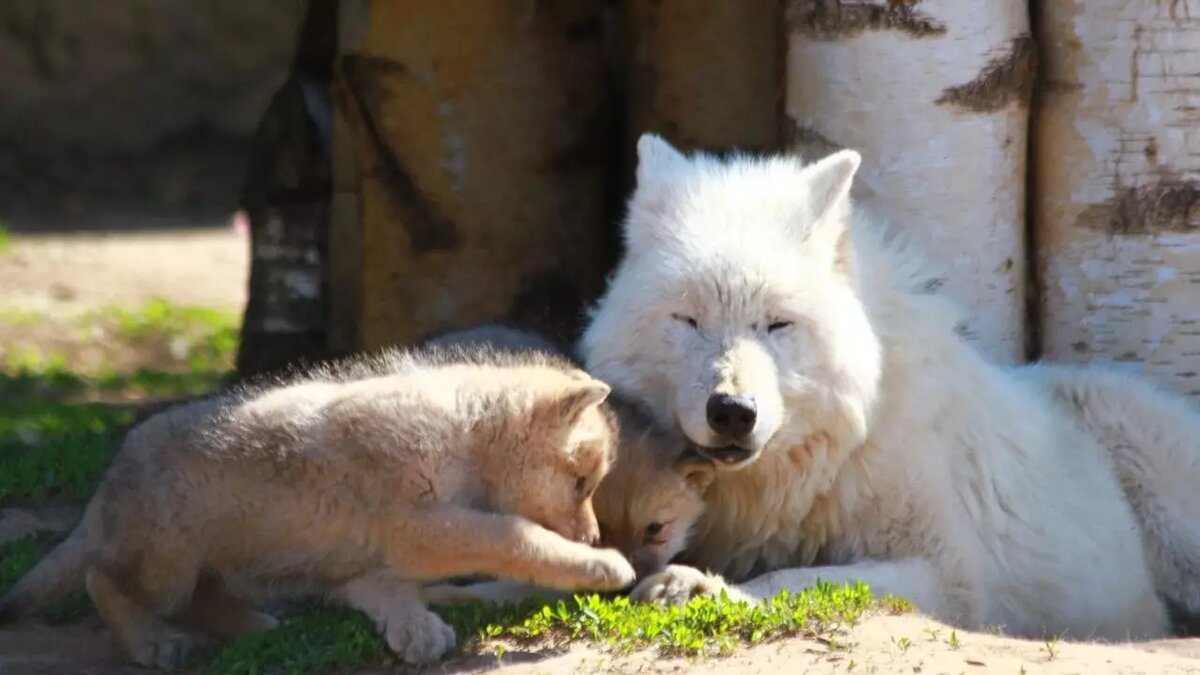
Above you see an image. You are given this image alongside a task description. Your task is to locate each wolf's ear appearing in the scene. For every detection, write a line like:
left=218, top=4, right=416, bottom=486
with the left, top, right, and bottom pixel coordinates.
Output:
left=627, top=133, right=687, bottom=246
left=636, top=133, right=686, bottom=184
left=799, top=149, right=861, bottom=266
left=804, top=149, right=860, bottom=224
left=547, top=380, right=612, bottom=427
left=676, top=449, right=715, bottom=493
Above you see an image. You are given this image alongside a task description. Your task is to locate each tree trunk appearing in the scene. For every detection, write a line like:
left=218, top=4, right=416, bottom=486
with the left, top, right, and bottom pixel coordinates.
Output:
left=236, top=0, right=337, bottom=377
left=1032, top=1, right=1200, bottom=397
left=619, top=0, right=784, bottom=159
left=785, top=0, right=1034, bottom=364
left=329, top=0, right=613, bottom=352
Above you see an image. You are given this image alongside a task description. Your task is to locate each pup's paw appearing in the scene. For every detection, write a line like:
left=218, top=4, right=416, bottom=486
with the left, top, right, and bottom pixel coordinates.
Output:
left=629, top=564, right=742, bottom=606
left=382, top=607, right=457, bottom=665
left=580, top=548, right=637, bottom=590
left=128, top=626, right=207, bottom=670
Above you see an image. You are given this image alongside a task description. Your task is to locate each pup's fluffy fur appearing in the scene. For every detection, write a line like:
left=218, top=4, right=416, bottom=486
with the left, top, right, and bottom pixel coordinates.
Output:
left=0, top=343, right=634, bottom=667
left=578, top=133, right=1200, bottom=641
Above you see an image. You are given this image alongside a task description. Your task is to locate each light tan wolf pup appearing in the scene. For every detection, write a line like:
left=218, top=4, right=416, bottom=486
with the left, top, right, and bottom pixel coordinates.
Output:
left=419, top=325, right=715, bottom=607
left=0, top=344, right=635, bottom=668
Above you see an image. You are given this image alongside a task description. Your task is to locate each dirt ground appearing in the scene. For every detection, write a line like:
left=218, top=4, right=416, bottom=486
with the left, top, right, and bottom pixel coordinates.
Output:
left=3, top=226, right=1200, bottom=673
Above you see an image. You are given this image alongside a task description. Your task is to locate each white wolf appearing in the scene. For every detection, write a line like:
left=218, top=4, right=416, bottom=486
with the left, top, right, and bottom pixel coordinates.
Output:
left=579, top=133, right=1200, bottom=641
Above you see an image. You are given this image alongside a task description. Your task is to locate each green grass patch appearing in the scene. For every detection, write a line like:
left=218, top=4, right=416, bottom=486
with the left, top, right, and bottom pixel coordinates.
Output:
left=0, top=532, right=92, bottom=622
left=204, top=581, right=896, bottom=675
left=95, top=299, right=240, bottom=373
left=0, top=300, right=239, bottom=507
left=0, top=224, right=11, bottom=255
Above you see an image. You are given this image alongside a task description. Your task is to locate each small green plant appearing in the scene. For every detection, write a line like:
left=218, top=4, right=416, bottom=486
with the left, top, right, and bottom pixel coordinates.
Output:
left=878, top=594, right=914, bottom=614
left=1042, top=635, right=1059, bottom=660
left=948, top=629, right=961, bottom=649
left=893, top=635, right=913, bottom=653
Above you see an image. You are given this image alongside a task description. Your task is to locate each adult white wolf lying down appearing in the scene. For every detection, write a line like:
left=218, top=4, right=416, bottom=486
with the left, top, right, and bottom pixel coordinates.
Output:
left=578, top=133, right=1200, bottom=641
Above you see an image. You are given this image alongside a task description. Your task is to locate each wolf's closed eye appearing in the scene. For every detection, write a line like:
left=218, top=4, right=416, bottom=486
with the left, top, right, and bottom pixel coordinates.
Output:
left=767, top=321, right=793, bottom=333
left=671, top=314, right=699, bottom=330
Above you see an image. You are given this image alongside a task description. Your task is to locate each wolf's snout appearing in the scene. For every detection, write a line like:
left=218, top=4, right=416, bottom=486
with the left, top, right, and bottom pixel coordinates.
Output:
left=706, top=393, right=757, bottom=439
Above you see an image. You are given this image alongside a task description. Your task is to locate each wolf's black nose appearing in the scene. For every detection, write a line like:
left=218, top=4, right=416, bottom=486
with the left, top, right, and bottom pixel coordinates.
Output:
left=706, top=393, right=757, bottom=439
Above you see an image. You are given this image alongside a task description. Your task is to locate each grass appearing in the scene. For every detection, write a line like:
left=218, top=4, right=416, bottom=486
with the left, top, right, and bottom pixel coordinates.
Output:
left=0, top=532, right=93, bottom=622
left=97, top=299, right=240, bottom=374
left=0, top=223, right=11, bottom=256
left=203, top=581, right=902, bottom=675
left=0, top=299, right=238, bottom=507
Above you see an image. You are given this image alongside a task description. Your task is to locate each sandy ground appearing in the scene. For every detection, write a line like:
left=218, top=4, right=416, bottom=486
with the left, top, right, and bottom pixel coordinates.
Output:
left=0, top=225, right=249, bottom=317
left=2, top=228, right=1200, bottom=674
left=0, top=221, right=249, bottom=375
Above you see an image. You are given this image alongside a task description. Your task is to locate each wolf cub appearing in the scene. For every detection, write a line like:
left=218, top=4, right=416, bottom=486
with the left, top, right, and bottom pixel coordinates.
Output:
left=420, top=324, right=714, bottom=607
left=0, top=344, right=633, bottom=667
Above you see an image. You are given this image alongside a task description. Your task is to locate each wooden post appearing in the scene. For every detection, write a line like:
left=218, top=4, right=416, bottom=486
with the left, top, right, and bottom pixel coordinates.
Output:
left=1032, top=1, right=1200, bottom=397
left=619, top=0, right=784, bottom=158
left=236, top=0, right=338, bottom=377
left=785, top=0, right=1034, bottom=364
left=330, top=0, right=612, bottom=352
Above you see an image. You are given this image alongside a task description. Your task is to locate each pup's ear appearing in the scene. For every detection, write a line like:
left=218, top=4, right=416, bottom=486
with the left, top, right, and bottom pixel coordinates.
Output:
left=545, top=380, right=612, bottom=427
left=676, top=447, right=715, bottom=493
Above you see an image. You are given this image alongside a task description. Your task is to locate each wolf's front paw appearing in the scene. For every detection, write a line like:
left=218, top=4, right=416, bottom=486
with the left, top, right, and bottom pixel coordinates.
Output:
left=382, top=608, right=457, bottom=665
left=629, top=564, right=741, bottom=606
left=579, top=548, right=637, bottom=590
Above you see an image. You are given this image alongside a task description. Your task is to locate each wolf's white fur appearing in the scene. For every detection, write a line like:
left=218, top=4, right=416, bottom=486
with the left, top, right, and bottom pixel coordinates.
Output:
left=579, top=134, right=1200, bottom=641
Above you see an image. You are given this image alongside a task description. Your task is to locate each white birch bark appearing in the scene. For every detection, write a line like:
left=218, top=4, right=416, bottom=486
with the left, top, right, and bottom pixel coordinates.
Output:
left=785, top=1, right=1034, bottom=364
left=1033, top=0, right=1200, bottom=397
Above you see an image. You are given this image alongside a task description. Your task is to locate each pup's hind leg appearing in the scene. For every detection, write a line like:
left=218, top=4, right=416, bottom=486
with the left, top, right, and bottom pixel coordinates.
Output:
left=173, top=574, right=278, bottom=639
left=85, top=556, right=205, bottom=669
left=335, top=569, right=456, bottom=665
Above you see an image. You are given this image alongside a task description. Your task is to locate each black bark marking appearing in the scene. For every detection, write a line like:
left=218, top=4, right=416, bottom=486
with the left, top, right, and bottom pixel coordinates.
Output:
left=337, top=53, right=461, bottom=254
left=936, top=36, right=1036, bottom=113
left=787, top=0, right=947, bottom=40
left=1076, top=182, right=1200, bottom=235
left=785, top=123, right=844, bottom=157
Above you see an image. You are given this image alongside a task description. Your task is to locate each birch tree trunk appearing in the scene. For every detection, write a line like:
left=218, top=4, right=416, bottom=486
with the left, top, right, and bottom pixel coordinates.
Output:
left=785, top=0, right=1034, bottom=364
left=1033, top=1, right=1200, bottom=397
left=329, top=0, right=612, bottom=352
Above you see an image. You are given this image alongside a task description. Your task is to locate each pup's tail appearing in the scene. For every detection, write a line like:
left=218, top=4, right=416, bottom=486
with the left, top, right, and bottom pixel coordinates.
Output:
left=0, top=522, right=91, bottom=623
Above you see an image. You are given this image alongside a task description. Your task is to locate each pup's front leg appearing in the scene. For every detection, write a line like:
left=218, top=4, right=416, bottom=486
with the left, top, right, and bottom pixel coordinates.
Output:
left=632, top=558, right=947, bottom=617
left=335, top=570, right=456, bottom=665
left=423, top=580, right=572, bottom=607
left=386, top=507, right=635, bottom=592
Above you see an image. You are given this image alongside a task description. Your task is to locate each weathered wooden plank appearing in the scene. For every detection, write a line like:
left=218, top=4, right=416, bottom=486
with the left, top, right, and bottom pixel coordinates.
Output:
left=620, top=0, right=784, bottom=157
left=331, top=0, right=612, bottom=350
